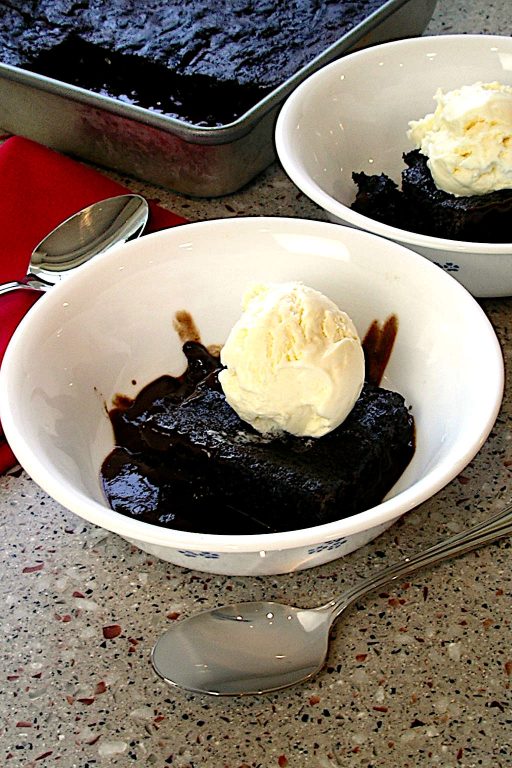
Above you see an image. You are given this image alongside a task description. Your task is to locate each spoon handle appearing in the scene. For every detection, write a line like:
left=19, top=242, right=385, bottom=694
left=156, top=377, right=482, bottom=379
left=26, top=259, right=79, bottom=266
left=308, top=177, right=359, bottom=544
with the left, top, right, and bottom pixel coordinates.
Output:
left=327, top=501, right=512, bottom=622
left=0, top=280, right=46, bottom=296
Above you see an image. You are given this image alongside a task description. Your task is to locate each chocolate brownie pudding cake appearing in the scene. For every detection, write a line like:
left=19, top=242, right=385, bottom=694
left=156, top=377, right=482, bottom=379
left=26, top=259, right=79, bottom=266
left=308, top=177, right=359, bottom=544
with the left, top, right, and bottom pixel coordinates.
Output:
left=352, top=150, right=512, bottom=242
left=0, top=0, right=388, bottom=125
left=351, top=82, right=512, bottom=242
left=100, top=295, right=415, bottom=536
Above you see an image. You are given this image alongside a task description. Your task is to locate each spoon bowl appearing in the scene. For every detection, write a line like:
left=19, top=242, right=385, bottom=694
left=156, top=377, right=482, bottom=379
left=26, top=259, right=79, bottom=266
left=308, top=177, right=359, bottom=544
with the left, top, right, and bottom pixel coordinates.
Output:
left=151, top=502, right=512, bottom=696
left=0, top=193, right=149, bottom=296
left=152, top=600, right=330, bottom=696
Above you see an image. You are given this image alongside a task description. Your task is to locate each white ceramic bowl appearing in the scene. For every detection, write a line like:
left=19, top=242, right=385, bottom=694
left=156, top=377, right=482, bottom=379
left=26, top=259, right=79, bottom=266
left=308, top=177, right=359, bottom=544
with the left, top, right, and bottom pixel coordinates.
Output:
left=0, top=217, right=504, bottom=575
left=275, top=34, right=512, bottom=298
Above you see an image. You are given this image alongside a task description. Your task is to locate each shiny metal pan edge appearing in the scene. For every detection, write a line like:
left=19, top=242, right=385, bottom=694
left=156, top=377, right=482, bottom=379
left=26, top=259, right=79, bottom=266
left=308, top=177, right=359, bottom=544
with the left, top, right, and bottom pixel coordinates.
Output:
left=0, top=0, right=437, bottom=197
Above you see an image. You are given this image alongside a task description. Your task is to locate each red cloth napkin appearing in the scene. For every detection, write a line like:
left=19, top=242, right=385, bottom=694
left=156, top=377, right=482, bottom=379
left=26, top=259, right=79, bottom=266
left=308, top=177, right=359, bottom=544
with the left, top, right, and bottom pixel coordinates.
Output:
left=0, top=135, right=188, bottom=474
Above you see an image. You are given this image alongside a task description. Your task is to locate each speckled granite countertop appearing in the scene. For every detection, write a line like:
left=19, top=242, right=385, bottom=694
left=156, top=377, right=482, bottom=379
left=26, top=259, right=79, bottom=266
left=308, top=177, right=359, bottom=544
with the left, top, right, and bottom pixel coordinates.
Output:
left=1, top=1, right=511, bottom=766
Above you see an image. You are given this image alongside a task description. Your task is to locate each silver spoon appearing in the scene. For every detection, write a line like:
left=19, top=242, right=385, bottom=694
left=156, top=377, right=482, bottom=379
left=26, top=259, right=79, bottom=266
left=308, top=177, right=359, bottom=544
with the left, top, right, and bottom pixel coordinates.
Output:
left=151, top=502, right=512, bottom=696
left=0, top=193, right=149, bottom=296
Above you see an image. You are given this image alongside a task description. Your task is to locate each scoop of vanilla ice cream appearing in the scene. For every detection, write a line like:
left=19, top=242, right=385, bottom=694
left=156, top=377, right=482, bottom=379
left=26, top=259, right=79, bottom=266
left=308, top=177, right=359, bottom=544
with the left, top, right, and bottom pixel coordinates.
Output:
left=407, top=81, right=512, bottom=197
left=218, top=282, right=365, bottom=438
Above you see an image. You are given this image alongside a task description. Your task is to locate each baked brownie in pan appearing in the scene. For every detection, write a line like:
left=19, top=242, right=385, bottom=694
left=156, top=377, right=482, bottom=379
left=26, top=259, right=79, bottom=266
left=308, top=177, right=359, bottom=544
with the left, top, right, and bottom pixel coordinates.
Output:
left=0, top=0, right=438, bottom=195
left=2, top=0, right=393, bottom=125
left=101, top=341, right=415, bottom=535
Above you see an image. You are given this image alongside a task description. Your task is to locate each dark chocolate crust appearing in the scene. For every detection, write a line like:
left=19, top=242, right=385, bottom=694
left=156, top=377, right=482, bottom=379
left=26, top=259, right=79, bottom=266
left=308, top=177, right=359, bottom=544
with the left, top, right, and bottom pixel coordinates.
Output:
left=351, top=149, right=512, bottom=242
left=0, top=0, right=387, bottom=125
left=101, top=342, right=415, bottom=535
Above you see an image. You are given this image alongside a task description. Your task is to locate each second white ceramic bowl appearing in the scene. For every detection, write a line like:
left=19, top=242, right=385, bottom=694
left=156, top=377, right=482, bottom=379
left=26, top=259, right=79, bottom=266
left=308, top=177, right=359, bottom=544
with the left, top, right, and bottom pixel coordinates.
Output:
left=275, top=34, right=512, bottom=298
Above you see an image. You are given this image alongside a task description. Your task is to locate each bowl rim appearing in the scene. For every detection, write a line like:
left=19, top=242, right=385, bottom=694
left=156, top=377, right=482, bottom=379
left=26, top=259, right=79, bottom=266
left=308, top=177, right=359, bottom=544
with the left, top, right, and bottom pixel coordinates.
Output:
left=0, top=216, right=505, bottom=554
left=275, top=33, right=512, bottom=254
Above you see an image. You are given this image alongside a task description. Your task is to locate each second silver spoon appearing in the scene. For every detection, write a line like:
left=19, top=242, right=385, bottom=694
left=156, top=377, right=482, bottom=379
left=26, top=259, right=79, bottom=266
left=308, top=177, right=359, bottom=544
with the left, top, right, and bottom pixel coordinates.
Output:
left=152, top=502, right=512, bottom=696
left=0, top=193, right=149, bottom=296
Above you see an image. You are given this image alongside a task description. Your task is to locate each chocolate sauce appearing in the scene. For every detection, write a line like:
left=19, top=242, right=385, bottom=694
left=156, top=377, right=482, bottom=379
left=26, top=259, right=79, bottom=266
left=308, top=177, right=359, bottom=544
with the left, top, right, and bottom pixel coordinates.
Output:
left=362, top=314, right=398, bottom=387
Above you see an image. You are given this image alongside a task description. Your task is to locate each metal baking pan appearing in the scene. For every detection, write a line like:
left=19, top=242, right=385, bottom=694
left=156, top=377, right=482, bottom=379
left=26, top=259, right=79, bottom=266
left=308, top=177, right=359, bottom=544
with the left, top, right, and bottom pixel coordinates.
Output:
left=0, top=0, right=437, bottom=198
